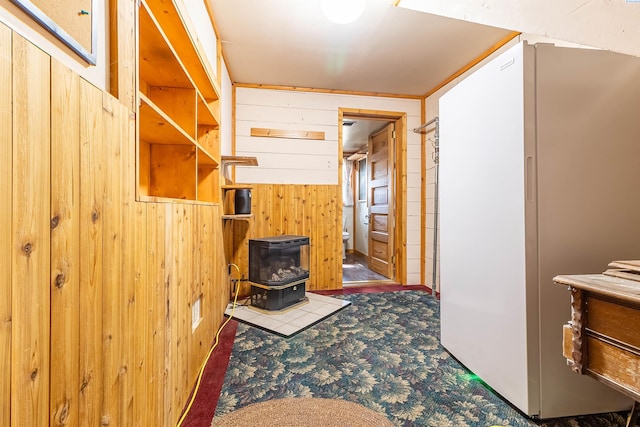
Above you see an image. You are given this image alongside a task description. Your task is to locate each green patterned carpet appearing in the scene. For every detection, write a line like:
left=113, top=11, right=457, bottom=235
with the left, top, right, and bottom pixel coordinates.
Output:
left=215, top=291, right=627, bottom=426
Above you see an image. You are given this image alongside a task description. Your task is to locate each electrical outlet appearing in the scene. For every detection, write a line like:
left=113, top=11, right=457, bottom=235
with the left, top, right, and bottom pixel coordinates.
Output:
left=192, top=296, right=202, bottom=331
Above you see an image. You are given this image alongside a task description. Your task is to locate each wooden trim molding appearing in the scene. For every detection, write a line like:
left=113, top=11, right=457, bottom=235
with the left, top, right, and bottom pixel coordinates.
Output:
left=423, top=31, right=521, bottom=98
left=235, top=83, right=423, bottom=100
left=250, top=128, right=325, bottom=140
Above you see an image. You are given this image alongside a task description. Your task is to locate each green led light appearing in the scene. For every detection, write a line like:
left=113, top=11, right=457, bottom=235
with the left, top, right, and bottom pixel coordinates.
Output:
left=461, top=373, right=481, bottom=381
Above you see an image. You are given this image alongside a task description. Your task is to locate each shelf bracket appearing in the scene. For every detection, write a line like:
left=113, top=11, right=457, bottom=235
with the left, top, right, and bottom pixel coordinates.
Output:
left=220, top=156, right=258, bottom=185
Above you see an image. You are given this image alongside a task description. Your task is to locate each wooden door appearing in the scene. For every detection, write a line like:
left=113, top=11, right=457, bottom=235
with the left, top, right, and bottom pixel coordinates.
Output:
left=368, top=123, right=395, bottom=278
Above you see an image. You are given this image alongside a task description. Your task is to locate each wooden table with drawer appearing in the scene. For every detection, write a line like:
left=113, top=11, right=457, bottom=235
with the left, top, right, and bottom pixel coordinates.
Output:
left=554, top=260, right=640, bottom=427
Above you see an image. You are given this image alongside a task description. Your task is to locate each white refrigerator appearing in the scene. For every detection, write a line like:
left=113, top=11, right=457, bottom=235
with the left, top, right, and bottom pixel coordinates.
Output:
left=439, top=41, right=640, bottom=418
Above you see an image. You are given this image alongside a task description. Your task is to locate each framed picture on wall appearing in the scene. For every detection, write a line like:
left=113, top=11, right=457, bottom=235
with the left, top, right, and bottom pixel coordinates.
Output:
left=358, top=158, right=367, bottom=201
left=10, top=0, right=97, bottom=64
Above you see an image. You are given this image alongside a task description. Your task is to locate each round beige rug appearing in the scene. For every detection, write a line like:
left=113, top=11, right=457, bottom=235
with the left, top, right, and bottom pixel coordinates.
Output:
left=211, top=397, right=394, bottom=427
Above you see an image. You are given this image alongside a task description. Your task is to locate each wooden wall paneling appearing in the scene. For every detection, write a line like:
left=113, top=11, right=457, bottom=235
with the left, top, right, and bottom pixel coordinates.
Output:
left=319, top=185, right=334, bottom=290
left=328, top=185, right=341, bottom=288
left=207, top=206, right=221, bottom=351
left=304, top=185, right=317, bottom=289
left=318, top=185, right=331, bottom=290
left=168, top=204, right=192, bottom=423
left=131, top=201, right=148, bottom=427
left=189, top=206, right=211, bottom=391
left=101, top=92, right=125, bottom=427
left=0, top=22, right=11, bottom=427
left=11, top=33, right=51, bottom=426
left=50, top=59, right=81, bottom=427
left=289, top=185, right=302, bottom=235
left=162, top=203, right=175, bottom=424
left=271, top=184, right=283, bottom=236
left=309, top=185, right=322, bottom=290
left=167, top=204, right=180, bottom=424
left=196, top=206, right=211, bottom=343
left=283, top=185, right=294, bottom=232
left=180, top=205, right=194, bottom=396
left=213, top=205, right=229, bottom=321
left=78, top=77, right=105, bottom=426
left=241, top=184, right=343, bottom=292
left=109, top=0, right=137, bottom=110
left=232, top=218, right=252, bottom=297
left=146, top=204, right=167, bottom=427
left=120, top=96, right=141, bottom=427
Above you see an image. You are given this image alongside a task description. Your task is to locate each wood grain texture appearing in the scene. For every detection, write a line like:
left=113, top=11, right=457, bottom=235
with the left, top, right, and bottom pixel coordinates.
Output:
left=120, top=96, right=139, bottom=427
left=138, top=2, right=192, bottom=90
left=0, top=21, right=232, bottom=427
left=587, top=336, right=640, bottom=401
left=145, top=0, right=219, bottom=99
left=11, top=33, right=51, bottom=426
left=109, top=0, right=137, bottom=109
left=148, top=86, right=197, bottom=139
left=149, top=144, right=197, bottom=200
left=139, top=94, right=195, bottom=146
left=559, top=278, right=640, bottom=406
left=197, top=164, right=219, bottom=203
left=179, top=205, right=193, bottom=409
left=102, top=92, right=125, bottom=426
left=79, top=76, right=105, bottom=426
left=562, top=324, right=573, bottom=361
left=226, top=184, right=342, bottom=295
left=603, top=268, right=640, bottom=283
left=586, top=296, right=640, bottom=351
left=608, top=260, right=640, bottom=273
left=554, top=274, right=640, bottom=306
left=146, top=204, right=168, bottom=427
left=235, top=82, right=422, bottom=100
left=0, top=22, right=11, bottom=427
left=131, top=200, right=148, bottom=427
left=50, top=59, right=80, bottom=427
left=250, top=127, right=326, bottom=140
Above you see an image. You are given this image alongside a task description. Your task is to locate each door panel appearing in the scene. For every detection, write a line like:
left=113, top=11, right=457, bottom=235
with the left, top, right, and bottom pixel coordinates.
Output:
left=368, top=123, right=394, bottom=278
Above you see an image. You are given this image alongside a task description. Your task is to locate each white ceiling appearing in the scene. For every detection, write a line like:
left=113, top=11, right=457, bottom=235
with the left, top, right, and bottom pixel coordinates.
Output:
left=342, top=119, right=391, bottom=153
left=210, top=0, right=515, bottom=96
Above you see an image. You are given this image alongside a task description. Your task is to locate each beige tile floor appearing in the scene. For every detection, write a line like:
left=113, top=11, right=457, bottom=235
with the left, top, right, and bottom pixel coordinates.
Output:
left=224, top=292, right=351, bottom=338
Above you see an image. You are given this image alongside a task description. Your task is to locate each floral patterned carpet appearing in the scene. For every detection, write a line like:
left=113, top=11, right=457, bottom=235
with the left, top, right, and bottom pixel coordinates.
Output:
left=214, top=291, right=627, bottom=427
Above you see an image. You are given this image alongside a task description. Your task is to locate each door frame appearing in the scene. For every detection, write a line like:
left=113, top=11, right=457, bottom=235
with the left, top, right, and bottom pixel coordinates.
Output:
left=338, top=108, right=408, bottom=285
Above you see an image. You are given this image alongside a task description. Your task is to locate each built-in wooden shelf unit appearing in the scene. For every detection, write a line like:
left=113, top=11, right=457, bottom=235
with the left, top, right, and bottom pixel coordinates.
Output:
left=137, top=0, right=221, bottom=203
left=220, top=157, right=258, bottom=219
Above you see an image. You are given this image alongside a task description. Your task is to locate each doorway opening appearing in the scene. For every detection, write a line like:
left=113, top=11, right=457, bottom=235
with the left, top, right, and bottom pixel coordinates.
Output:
left=339, top=109, right=407, bottom=286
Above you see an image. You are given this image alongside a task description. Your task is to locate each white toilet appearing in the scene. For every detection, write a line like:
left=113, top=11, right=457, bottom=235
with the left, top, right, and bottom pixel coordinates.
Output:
left=342, top=231, right=350, bottom=259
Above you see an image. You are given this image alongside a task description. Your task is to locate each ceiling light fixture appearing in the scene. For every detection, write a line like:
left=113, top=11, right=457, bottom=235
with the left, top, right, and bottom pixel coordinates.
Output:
left=321, top=0, right=366, bottom=24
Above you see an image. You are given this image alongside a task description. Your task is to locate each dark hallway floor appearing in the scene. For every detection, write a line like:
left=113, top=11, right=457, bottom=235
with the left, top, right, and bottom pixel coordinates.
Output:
left=342, top=252, right=389, bottom=283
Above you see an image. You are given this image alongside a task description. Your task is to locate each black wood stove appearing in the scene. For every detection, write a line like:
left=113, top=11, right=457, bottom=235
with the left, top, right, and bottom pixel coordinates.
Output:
left=249, top=235, right=310, bottom=311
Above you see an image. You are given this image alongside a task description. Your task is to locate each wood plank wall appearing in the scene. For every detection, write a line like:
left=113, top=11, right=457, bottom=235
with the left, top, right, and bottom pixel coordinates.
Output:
left=234, top=87, right=424, bottom=284
left=0, top=23, right=12, bottom=427
left=12, top=32, right=51, bottom=426
left=225, top=184, right=343, bottom=295
left=1, top=26, right=229, bottom=426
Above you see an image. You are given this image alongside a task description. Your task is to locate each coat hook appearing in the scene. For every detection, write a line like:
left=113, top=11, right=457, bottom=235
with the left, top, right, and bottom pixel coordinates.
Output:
left=79, top=9, right=90, bottom=15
